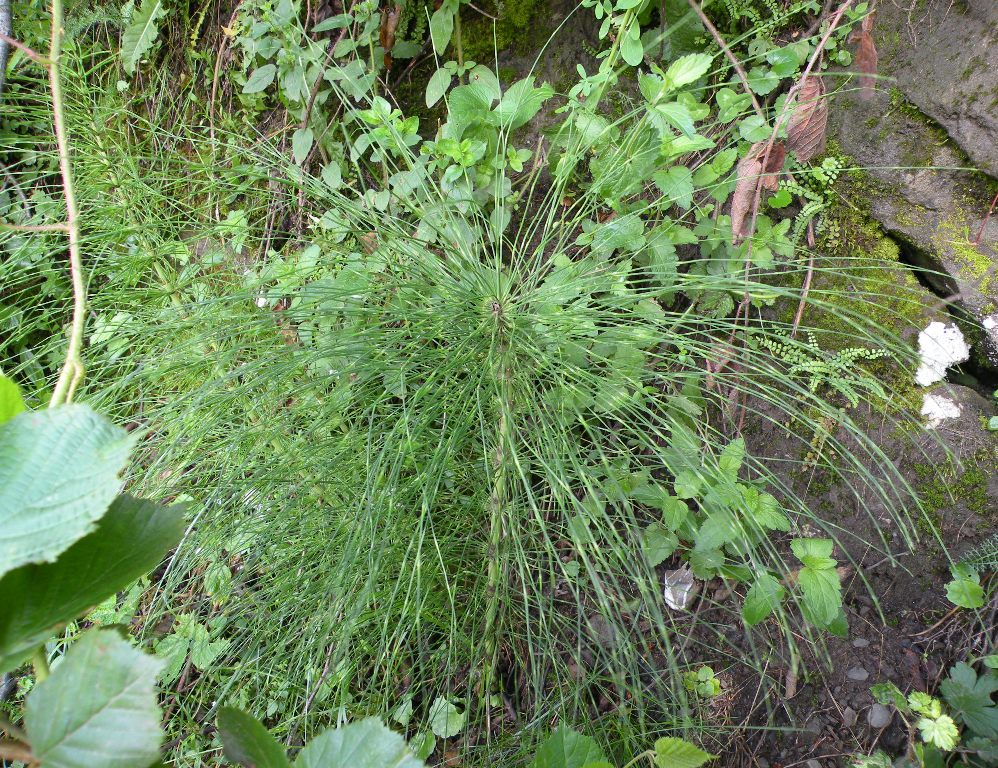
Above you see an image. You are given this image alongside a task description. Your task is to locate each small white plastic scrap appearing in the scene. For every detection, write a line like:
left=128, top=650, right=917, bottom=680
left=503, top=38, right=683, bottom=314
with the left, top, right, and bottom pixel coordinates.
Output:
left=920, top=392, right=962, bottom=428
left=915, top=322, right=969, bottom=386
left=663, top=565, right=698, bottom=611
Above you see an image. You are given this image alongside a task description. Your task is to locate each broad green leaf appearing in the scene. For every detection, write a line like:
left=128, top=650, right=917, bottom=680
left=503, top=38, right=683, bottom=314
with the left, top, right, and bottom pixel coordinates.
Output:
left=0, top=375, right=24, bottom=425
left=653, top=736, right=715, bottom=768
left=946, top=577, right=985, bottom=609
left=218, top=707, right=291, bottom=768
left=244, top=64, right=277, bottom=94
left=643, top=522, right=679, bottom=567
left=428, top=696, right=465, bottom=738
left=494, top=77, right=554, bottom=131
left=532, top=725, right=606, bottom=768
left=426, top=68, right=452, bottom=107
left=292, top=127, right=314, bottom=166
left=468, top=65, right=501, bottom=101
left=746, top=66, right=780, bottom=95
left=25, top=629, right=164, bottom=768
left=620, top=22, right=644, bottom=66
left=664, top=53, right=713, bottom=89
left=0, top=404, right=134, bottom=578
left=739, top=114, right=771, bottom=142
left=429, top=4, right=455, bottom=55
left=293, top=717, right=424, bottom=768
left=653, top=166, right=694, bottom=209
left=0, top=495, right=183, bottom=674
left=742, top=573, right=785, bottom=626
left=121, top=0, right=167, bottom=75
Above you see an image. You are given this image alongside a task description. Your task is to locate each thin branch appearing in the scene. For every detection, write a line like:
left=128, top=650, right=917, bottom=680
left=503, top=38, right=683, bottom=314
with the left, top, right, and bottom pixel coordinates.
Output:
left=971, top=189, right=998, bottom=246
left=47, top=0, right=86, bottom=407
left=0, top=31, right=49, bottom=64
left=685, top=0, right=765, bottom=122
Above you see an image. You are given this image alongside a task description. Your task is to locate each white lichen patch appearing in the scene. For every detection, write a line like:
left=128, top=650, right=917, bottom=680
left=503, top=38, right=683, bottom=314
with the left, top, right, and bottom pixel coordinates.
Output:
left=915, top=321, right=970, bottom=386
left=921, top=392, right=962, bottom=428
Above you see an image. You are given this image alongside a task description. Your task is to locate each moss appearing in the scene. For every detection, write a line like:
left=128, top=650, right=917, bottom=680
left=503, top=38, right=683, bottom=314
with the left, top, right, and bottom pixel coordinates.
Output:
left=459, top=0, right=550, bottom=64
left=915, top=448, right=998, bottom=519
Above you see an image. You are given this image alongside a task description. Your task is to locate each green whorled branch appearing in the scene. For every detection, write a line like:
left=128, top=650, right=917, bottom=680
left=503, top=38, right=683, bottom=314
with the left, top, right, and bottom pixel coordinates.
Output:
left=47, top=0, right=87, bottom=408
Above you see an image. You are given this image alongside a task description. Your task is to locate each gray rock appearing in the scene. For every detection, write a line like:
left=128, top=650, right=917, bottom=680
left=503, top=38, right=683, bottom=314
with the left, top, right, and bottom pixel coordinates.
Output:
left=842, top=706, right=859, bottom=727
left=847, top=666, right=870, bottom=682
left=806, top=760, right=823, bottom=768
left=853, top=637, right=870, bottom=648
left=883, top=0, right=998, bottom=176
left=828, top=0, right=998, bottom=374
left=868, top=703, right=893, bottom=729
left=800, top=717, right=825, bottom=745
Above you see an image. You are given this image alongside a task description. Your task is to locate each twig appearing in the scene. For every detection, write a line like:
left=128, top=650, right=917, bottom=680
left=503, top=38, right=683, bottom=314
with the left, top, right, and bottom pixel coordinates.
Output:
left=0, top=31, right=49, bottom=64
left=791, top=247, right=816, bottom=337
left=47, top=0, right=86, bottom=408
left=971, top=189, right=998, bottom=246
left=685, top=0, right=765, bottom=122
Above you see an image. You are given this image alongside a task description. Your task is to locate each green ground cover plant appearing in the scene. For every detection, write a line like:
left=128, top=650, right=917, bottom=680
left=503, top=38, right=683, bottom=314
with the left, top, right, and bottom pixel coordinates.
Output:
left=0, top=0, right=975, bottom=765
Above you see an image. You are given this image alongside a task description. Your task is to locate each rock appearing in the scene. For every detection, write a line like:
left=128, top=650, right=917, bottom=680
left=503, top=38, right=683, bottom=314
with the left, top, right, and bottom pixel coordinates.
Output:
left=868, top=704, right=892, bottom=729
left=806, top=760, right=823, bottom=768
left=847, top=667, right=870, bottom=682
left=881, top=0, right=998, bottom=176
left=801, top=717, right=825, bottom=745
left=828, top=0, right=998, bottom=375
left=853, top=638, right=870, bottom=648
left=842, top=706, right=859, bottom=727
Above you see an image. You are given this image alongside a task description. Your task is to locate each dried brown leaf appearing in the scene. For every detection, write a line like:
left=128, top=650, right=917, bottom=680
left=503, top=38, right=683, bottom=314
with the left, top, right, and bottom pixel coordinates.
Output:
left=852, top=11, right=878, bottom=98
left=380, top=4, right=402, bottom=70
left=786, top=76, right=828, bottom=162
left=760, top=141, right=785, bottom=191
left=731, top=152, right=764, bottom=242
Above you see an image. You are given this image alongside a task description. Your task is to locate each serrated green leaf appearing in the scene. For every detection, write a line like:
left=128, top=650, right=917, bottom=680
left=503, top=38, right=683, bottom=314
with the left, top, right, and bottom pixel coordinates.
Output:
left=243, top=64, right=277, bottom=94
left=0, top=495, right=183, bottom=674
left=654, top=101, right=696, bottom=137
left=718, top=438, right=745, bottom=476
left=653, top=166, right=694, bottom=209
left=643, top=522, right=679, bottom=567
left=218, top=707, right=291, bottom=768
left=790, top=538, right=833, bottom=563
left=25, top=629, right=164, bottom=768
left=427, top=696, right=465, bottom=738
left=941, top=663, right=998, bottom=738
left=293, top=717, right=425, bottom=767
left=653, top=736, right=715, bottom=768
left=797, top=562, right=842, bottom=628
left=0, top=404, right=135, bottom=579
left=917, top=714, right=959, bottom=750
left=673, top=470, right=701, bottom=500
left=0, top=375, right=24, bottom=425
left=742, top=573, right=785, bottom=626
left=532, top=725, right=606, bottom=768
left=121, top=0, right=167, bottom=75
left=738, top=114, right=771, bottom=142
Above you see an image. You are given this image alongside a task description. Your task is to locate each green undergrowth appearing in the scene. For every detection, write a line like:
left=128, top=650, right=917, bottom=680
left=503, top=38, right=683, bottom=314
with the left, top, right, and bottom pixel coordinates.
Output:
left=0, top=1, right=959, bottom=765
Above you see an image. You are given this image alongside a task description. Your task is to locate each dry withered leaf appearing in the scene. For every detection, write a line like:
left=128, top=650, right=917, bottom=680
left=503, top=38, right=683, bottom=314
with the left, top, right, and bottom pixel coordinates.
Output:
left=380, top=3, right=402, bottom=69
left=730, top=141, right=785, bottom=241
left=787, top=76, right=828, bottom=162
left=851, top=11, right=879, bottom=97
left=731, top=153, right=764, bottom=242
